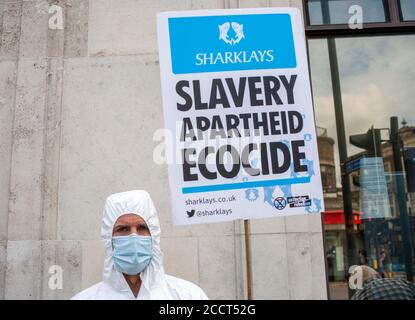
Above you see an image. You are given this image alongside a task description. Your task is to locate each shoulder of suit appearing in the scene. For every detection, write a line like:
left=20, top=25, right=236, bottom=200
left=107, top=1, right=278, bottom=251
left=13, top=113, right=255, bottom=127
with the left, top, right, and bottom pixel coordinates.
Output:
left=70, top=282, right=103, bottom=300
left=164, top=274, right=208, bottom=300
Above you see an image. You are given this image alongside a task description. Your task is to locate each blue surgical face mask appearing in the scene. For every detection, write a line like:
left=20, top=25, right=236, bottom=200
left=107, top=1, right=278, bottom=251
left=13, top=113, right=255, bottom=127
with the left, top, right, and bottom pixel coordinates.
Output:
left=111, top=234, right=153, bottom=275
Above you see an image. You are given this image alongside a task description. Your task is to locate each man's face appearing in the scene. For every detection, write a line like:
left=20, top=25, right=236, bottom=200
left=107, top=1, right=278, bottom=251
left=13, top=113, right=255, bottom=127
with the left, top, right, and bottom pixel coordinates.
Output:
left=112, top=213, right=151, bottom=237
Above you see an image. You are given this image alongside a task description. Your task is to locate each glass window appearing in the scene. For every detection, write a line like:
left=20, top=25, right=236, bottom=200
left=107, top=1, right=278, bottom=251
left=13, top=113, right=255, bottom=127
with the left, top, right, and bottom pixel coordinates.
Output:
left=309, top=34, right=415, bottom=299
left=334, top=35, right=415, bottom=153
left=307, top=0, right=388, bottom=25
left=400, top=0, right=415, bottom=21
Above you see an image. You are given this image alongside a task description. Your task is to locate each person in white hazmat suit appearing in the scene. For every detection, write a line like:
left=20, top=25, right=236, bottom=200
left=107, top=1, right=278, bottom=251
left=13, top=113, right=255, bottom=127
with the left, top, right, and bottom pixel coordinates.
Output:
left=71, top=190, right=208, bottom=300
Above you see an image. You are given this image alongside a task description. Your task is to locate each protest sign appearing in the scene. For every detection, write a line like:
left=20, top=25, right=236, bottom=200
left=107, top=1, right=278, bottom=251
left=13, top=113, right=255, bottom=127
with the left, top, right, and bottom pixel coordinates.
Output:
left=157, top=8, right=324, bottom=225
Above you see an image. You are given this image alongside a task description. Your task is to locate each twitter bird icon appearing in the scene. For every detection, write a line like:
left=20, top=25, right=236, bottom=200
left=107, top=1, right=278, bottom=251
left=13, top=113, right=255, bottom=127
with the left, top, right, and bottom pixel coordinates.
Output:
left=187, top=209, right=195, bottom=218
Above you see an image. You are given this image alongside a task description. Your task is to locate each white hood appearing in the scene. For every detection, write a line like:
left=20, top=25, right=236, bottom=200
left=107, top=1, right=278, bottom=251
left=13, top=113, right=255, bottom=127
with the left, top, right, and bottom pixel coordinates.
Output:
left=71, top=189, right=208, bottom=300
left=101, top=190, right=167, bottom=296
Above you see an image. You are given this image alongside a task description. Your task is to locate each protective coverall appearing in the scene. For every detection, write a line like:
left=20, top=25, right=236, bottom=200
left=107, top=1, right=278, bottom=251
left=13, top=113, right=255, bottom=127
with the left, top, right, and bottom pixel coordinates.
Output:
left=71, top=190, right=208, bottom=300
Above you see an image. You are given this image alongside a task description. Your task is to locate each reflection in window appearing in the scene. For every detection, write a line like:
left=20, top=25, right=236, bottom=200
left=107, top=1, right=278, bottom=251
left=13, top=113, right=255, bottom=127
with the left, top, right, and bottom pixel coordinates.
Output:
left=400, top=0, right=415, bottom=21
left=334, top=35, right=415, bottom=152
left=307, top=0, right=388, bottom=25
left=321, top=165, right=337, bottom=192
left=308, top=34, right=415, bottom=299
left=309, top=39, right=341, bottom=188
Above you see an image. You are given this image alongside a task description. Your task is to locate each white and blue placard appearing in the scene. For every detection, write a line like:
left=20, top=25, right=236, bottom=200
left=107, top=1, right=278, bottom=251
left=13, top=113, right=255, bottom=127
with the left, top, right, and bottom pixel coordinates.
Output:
left=157, top=8, right=324, bottom=225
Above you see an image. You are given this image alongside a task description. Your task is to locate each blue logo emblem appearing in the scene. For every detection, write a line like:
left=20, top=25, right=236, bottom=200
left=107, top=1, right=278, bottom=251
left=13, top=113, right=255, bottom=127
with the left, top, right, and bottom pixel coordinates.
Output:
left=218, top=22, right=245, bottom=45
left=168, top=14, right=297, bottom=74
